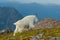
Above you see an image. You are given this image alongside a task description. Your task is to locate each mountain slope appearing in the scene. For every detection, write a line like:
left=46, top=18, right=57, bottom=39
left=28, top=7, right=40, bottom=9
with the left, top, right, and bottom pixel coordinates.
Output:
left=0, top=7, right=23, bottom=30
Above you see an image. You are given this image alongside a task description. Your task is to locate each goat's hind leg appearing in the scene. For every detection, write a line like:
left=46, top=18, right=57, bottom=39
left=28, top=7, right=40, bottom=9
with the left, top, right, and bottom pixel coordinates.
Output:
left=13, top=27, right=18, bottom=36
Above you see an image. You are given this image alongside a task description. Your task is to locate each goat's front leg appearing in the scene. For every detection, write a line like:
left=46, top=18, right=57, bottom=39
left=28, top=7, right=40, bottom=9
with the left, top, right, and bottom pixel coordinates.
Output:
left=29, top=22, right=35, bottom=29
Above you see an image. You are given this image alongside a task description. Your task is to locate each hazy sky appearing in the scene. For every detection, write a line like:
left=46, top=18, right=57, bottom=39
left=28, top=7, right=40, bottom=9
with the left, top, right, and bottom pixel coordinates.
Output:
left=0, top=0, right=60, bottom=5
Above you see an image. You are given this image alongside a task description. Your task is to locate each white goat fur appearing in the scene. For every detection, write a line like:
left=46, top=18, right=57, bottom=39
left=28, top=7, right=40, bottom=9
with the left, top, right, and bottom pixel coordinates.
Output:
left=13, top=15, right=38, bottom=36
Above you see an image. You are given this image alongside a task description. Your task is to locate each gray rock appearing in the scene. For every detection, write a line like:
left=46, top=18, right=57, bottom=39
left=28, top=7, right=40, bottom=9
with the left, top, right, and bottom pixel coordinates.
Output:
left=9, top=37, right=14, bottom=40
left=29, top=33, right=44, bottom=40
left=49, top=37, right=56, bottom=40
left=37, top=33, right=44, bottom=38
left=0, top=28, right=13, bottom=35
left=55, top=37, right=60, bottom=40
left=0, top=29, right=5, bottom=34
left=30, top=36, right=39, bottom=40
left=48, top=37, right=60, bottom=40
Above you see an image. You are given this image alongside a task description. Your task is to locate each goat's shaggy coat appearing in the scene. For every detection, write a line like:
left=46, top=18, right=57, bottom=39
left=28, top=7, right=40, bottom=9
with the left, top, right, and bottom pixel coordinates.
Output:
left=13, top=15, right=38, bottom=36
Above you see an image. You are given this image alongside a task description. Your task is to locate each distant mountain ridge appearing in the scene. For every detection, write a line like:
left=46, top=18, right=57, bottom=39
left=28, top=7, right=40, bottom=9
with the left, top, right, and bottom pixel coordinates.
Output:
left=0, top=7, right=23, bottom=30
left=0, top=3, right=60, bottom=19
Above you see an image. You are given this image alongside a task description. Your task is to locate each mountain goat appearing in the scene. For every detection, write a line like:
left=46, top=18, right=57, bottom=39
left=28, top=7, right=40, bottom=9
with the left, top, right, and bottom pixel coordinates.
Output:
left=13, top=15, right=38, bottom=36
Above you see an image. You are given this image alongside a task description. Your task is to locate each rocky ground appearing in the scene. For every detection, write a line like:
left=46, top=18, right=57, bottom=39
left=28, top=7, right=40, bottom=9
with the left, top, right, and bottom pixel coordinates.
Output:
left=35, top=18, right=60, bottom=29
left=0, top=28, right=60, bottom=40
left=0, top=18, right=60, bottom=40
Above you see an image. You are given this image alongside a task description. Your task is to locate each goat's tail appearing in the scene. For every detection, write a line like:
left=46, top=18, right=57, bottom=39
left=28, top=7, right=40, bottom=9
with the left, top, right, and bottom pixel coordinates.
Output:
left=13, top=22, right=16, bottom=25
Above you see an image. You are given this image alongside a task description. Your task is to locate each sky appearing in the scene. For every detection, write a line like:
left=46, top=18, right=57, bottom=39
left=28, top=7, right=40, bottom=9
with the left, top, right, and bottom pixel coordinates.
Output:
left=0, top=0, right=60, bottom=5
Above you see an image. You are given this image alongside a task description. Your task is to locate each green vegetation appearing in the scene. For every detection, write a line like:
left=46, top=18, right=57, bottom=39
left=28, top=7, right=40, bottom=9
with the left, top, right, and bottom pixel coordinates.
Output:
left=0, top=28, right=60, bottom=40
